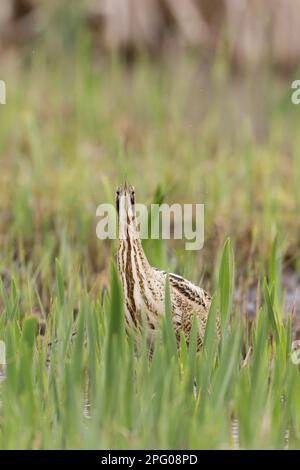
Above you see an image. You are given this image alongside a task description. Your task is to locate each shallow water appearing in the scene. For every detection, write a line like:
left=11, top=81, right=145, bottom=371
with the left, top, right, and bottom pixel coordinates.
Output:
left=235, top=271, right=300, bottom=335
left=231, top=418, right=239, bottom=449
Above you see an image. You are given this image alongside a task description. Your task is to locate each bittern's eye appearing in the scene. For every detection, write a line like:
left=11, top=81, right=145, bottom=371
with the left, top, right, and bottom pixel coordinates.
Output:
left=130, top=189, right=135, bottom=205
left=116, top=188, right=121, bottom=212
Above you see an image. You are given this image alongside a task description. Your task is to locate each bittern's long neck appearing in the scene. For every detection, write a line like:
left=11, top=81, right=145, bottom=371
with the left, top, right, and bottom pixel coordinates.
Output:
left=117, top=204, right=151, bottom=327
left=117, top=205, right=150, bottom=274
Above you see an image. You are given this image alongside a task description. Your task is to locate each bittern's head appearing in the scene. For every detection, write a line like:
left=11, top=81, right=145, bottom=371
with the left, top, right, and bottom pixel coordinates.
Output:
left=115, top=181, right=136, bottom=239
left=115, top=180, right=135, bottom=213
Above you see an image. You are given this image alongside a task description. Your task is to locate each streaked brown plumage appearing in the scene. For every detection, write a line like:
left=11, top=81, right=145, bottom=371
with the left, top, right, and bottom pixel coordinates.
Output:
left=116, top=182, right=211, bottom=348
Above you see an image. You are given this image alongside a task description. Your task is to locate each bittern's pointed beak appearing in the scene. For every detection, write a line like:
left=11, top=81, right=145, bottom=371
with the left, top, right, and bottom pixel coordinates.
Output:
left=124, top=177, right=128, bottom=191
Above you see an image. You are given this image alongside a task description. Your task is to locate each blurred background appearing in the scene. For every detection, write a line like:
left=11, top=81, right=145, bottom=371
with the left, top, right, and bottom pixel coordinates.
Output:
left=1, top=0, right=300, bottom=68
left=1, top=0, right=300, bottom=319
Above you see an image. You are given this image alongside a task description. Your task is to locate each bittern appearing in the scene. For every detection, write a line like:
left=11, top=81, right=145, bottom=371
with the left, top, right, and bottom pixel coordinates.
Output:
left=116, top=182, right=211, bottom=348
